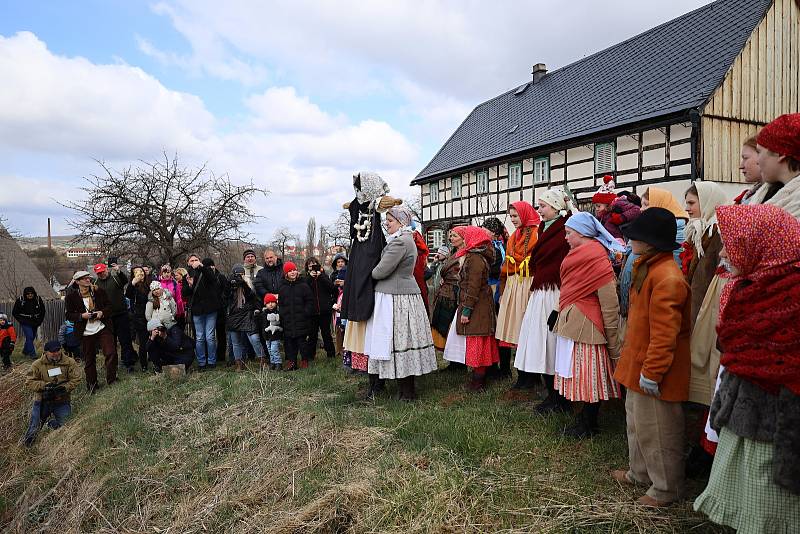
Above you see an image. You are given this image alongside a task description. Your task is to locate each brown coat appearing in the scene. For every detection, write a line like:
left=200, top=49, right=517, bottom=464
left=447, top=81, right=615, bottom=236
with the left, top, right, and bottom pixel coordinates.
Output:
left=614, top=253, right=692, bottom=402
left=686, top=229, right=723, bottom=326
left=456, top=246, right=496, bottom=337
left=555, top=281, right=621, bottom=358
left=64, top=286, right=114, bottom=339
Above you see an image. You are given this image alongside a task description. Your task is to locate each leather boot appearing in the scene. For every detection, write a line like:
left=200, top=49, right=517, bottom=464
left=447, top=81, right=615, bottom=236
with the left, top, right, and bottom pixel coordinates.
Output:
left=498, top=347, right=513, bottom=378
left=399, top=376, right=417, bottom=401
left=235, top=360, right=245, bottom=372
left=363, top=374, right=381, bottom=400
left=511, top=370, right=532, bottom=390
left=467, top=367, right=487, bottom=391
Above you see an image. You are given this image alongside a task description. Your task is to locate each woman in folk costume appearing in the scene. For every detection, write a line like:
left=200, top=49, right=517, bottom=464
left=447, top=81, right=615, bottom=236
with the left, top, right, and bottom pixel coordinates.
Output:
left=682, top=182, right=728, bottom=326
left=514, top=189, right=572, bottom=413
left=430, top=241, right=460, bottom=351
left=340, top=172, right=398, bottom=375
left=443, top=226, right=499, bottom=391
left=495, top=201, right=540, bottom=386
left=694, top=204, right=800, bottom=533
left=364, top=205, right=437, bottom=401
left=553, top=212, right=624, bottom=438
left=761, top=113, right=800, bottom=218
left=735, top=135, right=784, bottom=205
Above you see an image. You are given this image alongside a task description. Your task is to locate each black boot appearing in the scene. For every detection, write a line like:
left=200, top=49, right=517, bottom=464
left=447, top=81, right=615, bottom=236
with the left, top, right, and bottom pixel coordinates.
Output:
left=511, top=370, right=533, bottom=390
left=363, top=374, right=383, bottom=400
left=563, top=403, right=600, bottom=439
left=441, top=361, right=466, bottom=373
left=498, top=347, right=513, bottom=378
left=398, top=376, right=417, bottom=401
left=536, top=375, right=572, bottom=414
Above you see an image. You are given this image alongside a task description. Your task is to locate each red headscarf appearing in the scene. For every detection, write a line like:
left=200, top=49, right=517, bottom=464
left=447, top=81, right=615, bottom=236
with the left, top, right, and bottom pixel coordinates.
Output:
left=757, top=113, right=800, bottom=161
left=510, top=201, right=541, bottom=240
left=452, top=226, right=492, bottom=259
left=716, top=204, right=800, bottom=395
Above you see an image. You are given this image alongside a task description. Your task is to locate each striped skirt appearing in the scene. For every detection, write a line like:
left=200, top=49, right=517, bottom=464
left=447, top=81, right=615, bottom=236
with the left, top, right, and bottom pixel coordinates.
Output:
left=554, top=341, right=620, bottom=402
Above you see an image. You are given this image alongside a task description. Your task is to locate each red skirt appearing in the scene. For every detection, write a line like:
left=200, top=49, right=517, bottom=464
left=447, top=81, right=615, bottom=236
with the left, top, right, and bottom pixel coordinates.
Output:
left=465, top=335, right=499, bottom=368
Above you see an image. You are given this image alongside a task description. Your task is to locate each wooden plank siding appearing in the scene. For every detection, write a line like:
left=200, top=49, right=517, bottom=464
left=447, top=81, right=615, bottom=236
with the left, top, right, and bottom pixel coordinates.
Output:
left=702, top=0, right=800, bottom=183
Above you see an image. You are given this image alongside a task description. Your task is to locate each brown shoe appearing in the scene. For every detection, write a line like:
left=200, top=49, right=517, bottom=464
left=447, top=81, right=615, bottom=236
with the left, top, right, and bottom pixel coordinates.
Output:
left=611, top=469, right=635, bottom=486
left=235, top=360, right=245, bottom=372
left=636, top=495, right=671, bottom=508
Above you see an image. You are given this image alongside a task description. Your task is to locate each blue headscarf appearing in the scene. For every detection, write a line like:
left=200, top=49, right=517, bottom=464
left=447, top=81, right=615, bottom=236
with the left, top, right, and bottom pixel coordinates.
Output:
left=565, top=212, right=625, bottom=253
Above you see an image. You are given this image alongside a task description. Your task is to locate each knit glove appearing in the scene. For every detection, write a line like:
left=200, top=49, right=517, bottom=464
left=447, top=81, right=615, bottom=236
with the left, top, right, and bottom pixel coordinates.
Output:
left=639, top=374, right=661, bottom=397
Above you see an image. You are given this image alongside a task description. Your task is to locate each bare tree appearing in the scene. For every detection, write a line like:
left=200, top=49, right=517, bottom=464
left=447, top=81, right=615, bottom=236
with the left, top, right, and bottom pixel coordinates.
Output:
left=271, top=227, right=298, bottom=260
left=406, top=192, right=422, bottom=225
left=62, top=153, right=267, bottom=268
left=324, top=211, right=351, bottom=254
left=305, top=217, right=317, bottom=259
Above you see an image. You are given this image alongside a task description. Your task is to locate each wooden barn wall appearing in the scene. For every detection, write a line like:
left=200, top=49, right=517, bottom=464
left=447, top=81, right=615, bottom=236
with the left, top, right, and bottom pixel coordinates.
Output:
left=702, top=0, right=800, bottom=183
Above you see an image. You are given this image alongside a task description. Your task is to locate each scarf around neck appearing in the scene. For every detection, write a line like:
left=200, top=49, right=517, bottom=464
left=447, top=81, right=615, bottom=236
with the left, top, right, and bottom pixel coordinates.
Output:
left=558, top=240, right=615, bottom=335
left=765, top=174, right=800, bottom=219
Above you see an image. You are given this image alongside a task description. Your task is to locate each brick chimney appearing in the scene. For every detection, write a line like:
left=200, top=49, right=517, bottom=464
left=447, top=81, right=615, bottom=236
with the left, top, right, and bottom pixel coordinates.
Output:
left=47, top=217, right=52, bottom=249
left=532, top=63, right=547, bottom=84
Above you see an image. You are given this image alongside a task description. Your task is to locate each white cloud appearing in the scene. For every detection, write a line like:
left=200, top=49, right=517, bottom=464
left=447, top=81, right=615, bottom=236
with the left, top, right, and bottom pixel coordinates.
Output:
left=0, top=31, right=418, bottom=241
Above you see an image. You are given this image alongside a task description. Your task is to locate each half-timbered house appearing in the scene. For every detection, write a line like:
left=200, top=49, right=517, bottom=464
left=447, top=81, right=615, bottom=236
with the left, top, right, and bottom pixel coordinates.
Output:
left=412, top=0, right=800, bottom=249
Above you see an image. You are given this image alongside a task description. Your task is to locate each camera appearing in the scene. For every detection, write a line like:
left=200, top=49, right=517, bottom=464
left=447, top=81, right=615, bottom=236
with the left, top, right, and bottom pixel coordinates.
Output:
left=88, top=312, right=97, bottom=320
left=107, top=256, right=119, bottom=266
left=311, top=265, right=321, bottom=273
left=228, top=273, right=244, bottom=288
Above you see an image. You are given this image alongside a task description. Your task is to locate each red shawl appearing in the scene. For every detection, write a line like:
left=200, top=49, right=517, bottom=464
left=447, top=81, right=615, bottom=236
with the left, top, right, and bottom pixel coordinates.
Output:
left=716, top=204, right=800, bottom=395
left=502, top=201, right=540, bottom=278
left=412, top=231, right=430, bottom=306
left=558, top=240, right=615, bottom=335
left=452, top=226, right=491, bottom=259
left=510, top=201, right=541, bottom=240
left=530, top=215, right=571, bottom=291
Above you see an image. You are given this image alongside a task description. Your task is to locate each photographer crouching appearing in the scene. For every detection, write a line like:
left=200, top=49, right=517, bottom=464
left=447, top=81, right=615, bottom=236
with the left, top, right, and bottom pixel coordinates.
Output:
left=23, top=340, right=81, bottom=447
left=146, top=318, right=195, bottom=373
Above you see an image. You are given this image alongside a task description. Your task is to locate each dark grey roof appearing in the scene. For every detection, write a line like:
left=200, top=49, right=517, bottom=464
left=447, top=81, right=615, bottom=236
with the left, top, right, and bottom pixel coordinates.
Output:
left=413, top=0, right=771, bottom=184
left=0, top=224, right=58, bottom=301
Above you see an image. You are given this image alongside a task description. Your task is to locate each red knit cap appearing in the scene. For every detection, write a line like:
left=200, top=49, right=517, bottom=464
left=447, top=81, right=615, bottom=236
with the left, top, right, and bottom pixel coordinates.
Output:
left=263, top=294, right=278, bottom=305
left=757, top=113, right=800, bottom=161
left=592, top=175, right=617, bottom=204
left=283, top=261, right=297, bottom=275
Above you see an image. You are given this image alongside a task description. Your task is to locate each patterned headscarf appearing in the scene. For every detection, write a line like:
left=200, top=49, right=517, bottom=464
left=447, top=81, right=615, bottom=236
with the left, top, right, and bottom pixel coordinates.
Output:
left=387, top=205, right=414, bottom=228
left=452, top=226, right=492, bottom=259
left=685, top=181, right=728, bottom=257
left=717, top=204, right=800, bottom=282
left=354, top=171, right=390, bottom=210
left=481, top=217, right=508, bottom=241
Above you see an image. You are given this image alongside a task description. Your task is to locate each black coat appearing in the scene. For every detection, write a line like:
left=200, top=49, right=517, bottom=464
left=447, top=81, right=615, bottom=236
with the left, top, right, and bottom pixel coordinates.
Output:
left=255, top=260, right=284, bottom=299
left=303, top=271, right=336, bottom=315
left=181, top=265, right=221, bottom=316
left=12, top=288, right=46, bottom=327
left=225, top=284, right=261, bottom=333
left=125, top=283, right=150, bottom=329
left=277, top=278, right=314, bottom=338
left=341, top=199, right=386, bottom=321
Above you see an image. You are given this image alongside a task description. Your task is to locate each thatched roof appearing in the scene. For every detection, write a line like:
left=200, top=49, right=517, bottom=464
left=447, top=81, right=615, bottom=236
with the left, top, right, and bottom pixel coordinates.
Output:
left=0, top=224, right=58, bottom=301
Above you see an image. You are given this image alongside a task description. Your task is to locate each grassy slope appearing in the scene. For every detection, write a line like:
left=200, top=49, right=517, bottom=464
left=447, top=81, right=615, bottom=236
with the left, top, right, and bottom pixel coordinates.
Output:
left=0, top=346, right=727, bottom=533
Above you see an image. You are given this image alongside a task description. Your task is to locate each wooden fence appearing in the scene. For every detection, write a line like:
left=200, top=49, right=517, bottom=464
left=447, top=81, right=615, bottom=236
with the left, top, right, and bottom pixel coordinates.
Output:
left=0, top=299, right=65, bottom=346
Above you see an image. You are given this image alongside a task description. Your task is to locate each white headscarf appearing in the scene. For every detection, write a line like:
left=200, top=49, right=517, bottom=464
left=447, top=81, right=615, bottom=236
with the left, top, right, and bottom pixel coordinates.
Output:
left=539, top=187, right=576, bottom=217
left=354, top=171, right=390, bottom=210
left=685, top=181, right=728, bottom=257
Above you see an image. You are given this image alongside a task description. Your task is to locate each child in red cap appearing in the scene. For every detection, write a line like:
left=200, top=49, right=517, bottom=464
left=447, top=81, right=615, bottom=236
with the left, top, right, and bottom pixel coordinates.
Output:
left=277, top=262, right=315, bottom=370
left=261, top=294, right=283, bottom=370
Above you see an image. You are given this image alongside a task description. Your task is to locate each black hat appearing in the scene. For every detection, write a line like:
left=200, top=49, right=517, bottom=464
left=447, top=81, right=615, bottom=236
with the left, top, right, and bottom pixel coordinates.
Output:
left=621, top=207, right=679, bottom=252
left=202, top=258, right=215, bottom=268
left=242, top=249, right=256, bottom=260
left=43, top=340, right=61, bottom=353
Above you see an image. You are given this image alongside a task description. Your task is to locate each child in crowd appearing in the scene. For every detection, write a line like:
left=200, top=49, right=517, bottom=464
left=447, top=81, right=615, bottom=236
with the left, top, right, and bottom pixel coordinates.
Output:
left=0, top=313, right=16, bottom=371
left=261, top=294, right=283, bottom=370
left=57, top=319, right=82, bottom=362
left=612, top=207, right=692, bottom=507
left=277, top=262, right=315, bottom=370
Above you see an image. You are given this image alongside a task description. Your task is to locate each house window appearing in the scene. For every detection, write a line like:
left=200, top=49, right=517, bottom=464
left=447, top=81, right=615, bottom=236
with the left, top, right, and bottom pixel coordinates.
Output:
left=430, top=182, right=439, bottom=203
left=430, top=229, right=444, bottom=249
left=508, top=163, right=522, bottom=188
left=534, top=157, right=549, bottom=184
left=594, top=142, right=616, bottom=174
left=477, top=171, right=488, bottom=193
left=451, top=176, right=462, bottom=199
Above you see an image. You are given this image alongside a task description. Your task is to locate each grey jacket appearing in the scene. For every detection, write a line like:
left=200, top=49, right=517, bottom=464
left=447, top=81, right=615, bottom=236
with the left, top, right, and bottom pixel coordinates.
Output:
left=372, top=232, right=420, bottom=295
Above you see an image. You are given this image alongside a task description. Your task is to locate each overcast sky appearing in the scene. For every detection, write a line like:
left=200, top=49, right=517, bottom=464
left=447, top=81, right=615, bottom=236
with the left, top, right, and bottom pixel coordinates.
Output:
left=0, top=0, right=710, bottom=243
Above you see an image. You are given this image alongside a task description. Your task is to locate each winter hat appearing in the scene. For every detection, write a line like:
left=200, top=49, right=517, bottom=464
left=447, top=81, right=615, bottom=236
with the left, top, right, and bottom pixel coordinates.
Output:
left=592, top=175, right=617, bottom=205
left=72, top=270, right=92, bottom=281
left=149, top=281, right=162, bottom=292
left=0, top=313, right=8, bottom=322
left=757, top=113, right=800, bottom=161
left=44, top=340, right=61, bottom=353
left=436, top=245, right=451, bottom=258
left=332, top=253, right=348, bottom=267
left=232, top=264, right=245, bottom=275
left=242, top=249, right=256, bottom=260
left=621, top=207, right=679, bottom=252
left=202, top=258, right=215, bottom=268
left=146, top=318, right=164, bottom=332
left=283, top=261, right=298, bottom=275
left=93, top=263, right=108, bottom=273
left=263, top=294, right=278, bottom=305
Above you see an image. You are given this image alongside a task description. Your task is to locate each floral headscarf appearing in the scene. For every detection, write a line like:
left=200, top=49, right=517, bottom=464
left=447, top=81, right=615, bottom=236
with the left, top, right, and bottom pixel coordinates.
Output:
left=452, top=226, right=492, bottom=259
left=717, top=204, right=800, bottom=282
left=354, top=171, right=390, bottom=210
left=685, top=181, right=728, bottom=257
